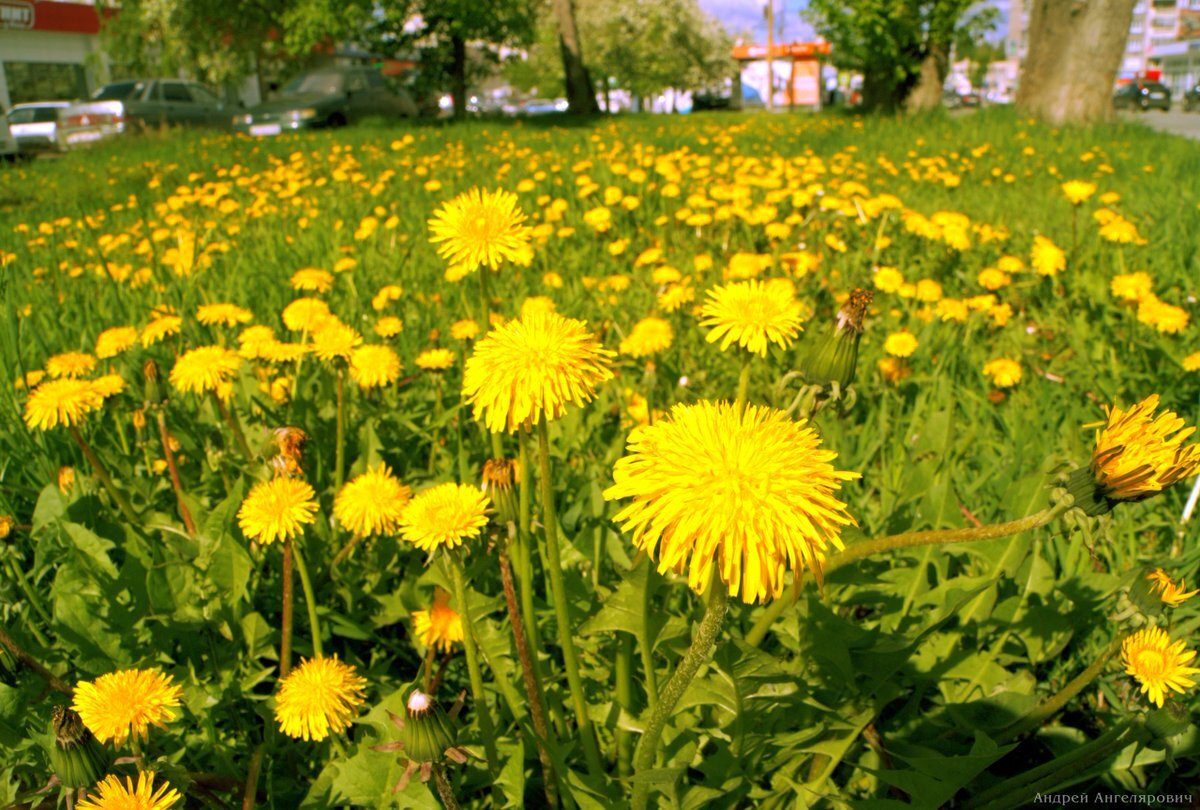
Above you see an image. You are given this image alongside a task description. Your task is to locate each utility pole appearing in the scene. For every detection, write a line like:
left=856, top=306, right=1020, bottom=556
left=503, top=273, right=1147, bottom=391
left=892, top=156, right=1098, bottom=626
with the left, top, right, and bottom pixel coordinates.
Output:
left=765, top=0, right=775, bottom=110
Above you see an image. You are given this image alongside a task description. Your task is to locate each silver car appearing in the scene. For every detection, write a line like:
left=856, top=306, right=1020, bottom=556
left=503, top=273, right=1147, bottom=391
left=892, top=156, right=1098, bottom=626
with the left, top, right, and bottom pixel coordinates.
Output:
left=7, top=101, right=72, bottom=153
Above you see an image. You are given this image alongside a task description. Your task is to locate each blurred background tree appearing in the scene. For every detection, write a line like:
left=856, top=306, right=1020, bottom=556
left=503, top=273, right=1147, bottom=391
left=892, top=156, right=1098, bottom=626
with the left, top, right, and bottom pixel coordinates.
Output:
left=804, top=0, right=996, bottom=113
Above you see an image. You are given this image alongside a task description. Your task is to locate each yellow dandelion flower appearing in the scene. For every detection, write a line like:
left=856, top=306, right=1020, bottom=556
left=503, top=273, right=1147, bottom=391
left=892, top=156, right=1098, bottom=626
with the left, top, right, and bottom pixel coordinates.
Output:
left=411, top=589, right=464, bottom=653
left=620, top=317, right=674, bottom=358
left=450, top=319, right=479, bottom=341
left=884, top=331, right=918, bottom=358
left=1122, top=626, right=1200, bottom=708
left=462, top=310, right=615, bottom=433
left=76, top=772, right=181, bottom=810
left=349, top=344, right=402, bottom=389
left=91, top=374, right=127, bottom=399
left=334, top=464, right=412, bottom=537
left=196, top=303, right=253, bottom=327
left=237, top=477, right=318, bottom=545
left=375, top=316, right=404, bottom=338
left=1147, top=568, right=1199, bottom=607
left=169, top=346, right=241, bottom=395
left=95, top=326, right=138, bottom=359
left=1110, top=271, right=1154, bottom=303
left=982, top=358, right=1021, bottom=388
left=274, top=656, right=367, bottom=741
left=72, top=668, right=182, bottom=745
left=699, top=280, right=804, bottom=357
left=237, top=325, right=276, bottom=359
left=416, top=348, right=455, bottom=370
left=140, top=316, right=182, bottom=347
left=976, top=267, right=1011, bottom=291
left=24, top=379, right=104, bottom=430
left=872, top=266, right=904, bottom=293
left=1031, top=235, right=1066, bottom=277
left=1183, top=352, right=1200, bottom=372
left=311, top=320, right=362, bottom=362
left=46, top=352, right=97, bottom=379
left=604, top=401, right=857, bottom=604
left=290, top=268, right=334, bottom=293
left=1099, top=216, right=1145, bottom=245
left=282, top=298, right=331, bottom=332
left=427, top=187, right=532, bottom=274
left=658, top=284, right=695, bottom=312
left=259, top=340, right=310, bottom=364
left=399, top=482, right=490, bottom=552
left=372, top=285, right=403, bottom=311
left=1090, top=394, right=1200, bottom=502
left=1061, top=180, right=1097, bottom=205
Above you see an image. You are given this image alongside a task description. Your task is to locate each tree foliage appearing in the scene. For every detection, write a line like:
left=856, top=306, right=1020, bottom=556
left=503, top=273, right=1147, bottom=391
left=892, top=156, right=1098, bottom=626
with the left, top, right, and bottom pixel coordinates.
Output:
left=804, top=0, right=995, bottom=111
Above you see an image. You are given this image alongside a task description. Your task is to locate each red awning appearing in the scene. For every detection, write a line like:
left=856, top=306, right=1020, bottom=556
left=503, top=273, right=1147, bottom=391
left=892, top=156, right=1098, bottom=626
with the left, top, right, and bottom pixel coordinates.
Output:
left=0, top=1, right=108, bottom=35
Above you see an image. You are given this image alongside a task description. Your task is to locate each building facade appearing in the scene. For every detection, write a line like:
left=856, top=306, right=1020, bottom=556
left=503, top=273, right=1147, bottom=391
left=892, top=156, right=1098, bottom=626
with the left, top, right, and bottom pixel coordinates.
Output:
left=0, top=0, right=107, bottom=111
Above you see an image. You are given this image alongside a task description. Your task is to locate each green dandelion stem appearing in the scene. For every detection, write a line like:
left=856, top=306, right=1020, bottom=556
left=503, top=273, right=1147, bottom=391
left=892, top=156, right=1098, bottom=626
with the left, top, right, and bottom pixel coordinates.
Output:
left=824, top=499, right=1074, bottom=576
left=280, top=540, right=295, bottom=677
left=446, top=551, right=503, bottom=790
left=535, top=416, right=604, bottom=777
left=156, top=410, right=197, bottom=537
left=68, top=425, right=138, bottom=526
left=516, top=429, right=542, bottom=668
left=637, top=557, right=658, bottom=710
left=632, top=576, right=729, bottom=810
left=431, top=763, right=461, bottom=810
left=0, top=623, right=71, bottom=695
left=291, top=540, right=323, bottom=659
left=212, top=393, right=253, bottom=464
left=334, top=368, right=346, bottom=491
left=497, top=533, right=559, bottom=807
left=999, top=635, right=1122, bottom=743
left=734, top=356, right=752, bottom=410
left=615, top=634, right=634, bottom=776
left=241, top=743, right=264, bottom=810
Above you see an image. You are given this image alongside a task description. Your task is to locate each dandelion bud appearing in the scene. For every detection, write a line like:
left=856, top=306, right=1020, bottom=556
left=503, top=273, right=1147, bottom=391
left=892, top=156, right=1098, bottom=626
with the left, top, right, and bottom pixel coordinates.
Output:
left=47, top=706, right=108, bottom=789
left=143, top=360, right=162, bottom=405
left=801, top=288, right=873, bottom=390
left=57, top=467, right=75, bottom=494
left=482, top=458, right=518, bottom=525
left=401, top=689, right=458, bottom=765
left=131, top=408, right=147, bottom=431
left=0, top=515, right=12, bottom=540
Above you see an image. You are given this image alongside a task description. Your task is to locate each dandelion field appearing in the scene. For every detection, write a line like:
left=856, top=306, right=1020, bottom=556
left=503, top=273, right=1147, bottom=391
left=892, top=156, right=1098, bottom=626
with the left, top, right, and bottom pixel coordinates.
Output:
left=1, top=110, right=1199, bottom=808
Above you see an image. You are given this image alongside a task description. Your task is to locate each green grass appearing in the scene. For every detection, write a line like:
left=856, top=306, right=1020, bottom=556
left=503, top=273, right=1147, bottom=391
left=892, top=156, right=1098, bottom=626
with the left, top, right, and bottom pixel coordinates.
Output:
left=0, top=109, right=1198, bottom=807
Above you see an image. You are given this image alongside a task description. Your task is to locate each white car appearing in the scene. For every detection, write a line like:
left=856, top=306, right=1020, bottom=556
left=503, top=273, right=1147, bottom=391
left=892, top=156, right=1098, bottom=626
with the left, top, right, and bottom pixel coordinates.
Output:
left=7, top=101, right=72, bottom=154
left=0, top=112, right=17, bottom=162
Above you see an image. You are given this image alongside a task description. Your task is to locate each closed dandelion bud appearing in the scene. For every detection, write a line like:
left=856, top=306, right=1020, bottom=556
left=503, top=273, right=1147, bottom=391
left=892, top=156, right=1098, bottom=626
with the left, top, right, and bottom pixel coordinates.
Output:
left=48, top=706, right=107, bottom=789
left=801, top=288, right=872, bottom=389
left=143, top=360, right=163, bottom=405
left=482, top=458, right=518, bottom=525
left=131, top=409, right=147, bottom=431
left=0, top=515, right=12, bottom=540
left=401, top=690, right=457, bottom=764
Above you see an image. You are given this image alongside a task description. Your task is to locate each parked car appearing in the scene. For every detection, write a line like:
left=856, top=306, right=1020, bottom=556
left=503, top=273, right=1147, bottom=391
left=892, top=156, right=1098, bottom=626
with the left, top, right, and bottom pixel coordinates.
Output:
left=232, top=68, right=417, bottom=136
left=1183, top=83, right=1200, bottom=112
left=943, top=90, right=981, bottom=109
left=0, top=112, right=17, bottom=162
left=1113, top=81, right=1171, bottom=112
left=88, top=79, right=233, bottom=130
left=7, top=101, right=71, bottom=153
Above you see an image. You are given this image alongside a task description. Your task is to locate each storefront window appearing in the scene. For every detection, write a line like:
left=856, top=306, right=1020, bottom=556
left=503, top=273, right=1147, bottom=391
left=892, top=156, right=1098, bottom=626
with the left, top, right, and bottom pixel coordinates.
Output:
left=3, top=62, right=87, bottom=104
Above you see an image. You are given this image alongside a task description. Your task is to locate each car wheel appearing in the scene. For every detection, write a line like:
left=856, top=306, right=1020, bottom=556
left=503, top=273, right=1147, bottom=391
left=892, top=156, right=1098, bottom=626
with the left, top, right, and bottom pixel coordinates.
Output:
left=327, top=112, right=347, bottom=128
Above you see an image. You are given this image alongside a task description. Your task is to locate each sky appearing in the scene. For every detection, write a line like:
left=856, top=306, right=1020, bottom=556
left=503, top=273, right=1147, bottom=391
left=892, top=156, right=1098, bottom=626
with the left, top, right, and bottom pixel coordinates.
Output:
left=698, top=0, right=816, bottom=45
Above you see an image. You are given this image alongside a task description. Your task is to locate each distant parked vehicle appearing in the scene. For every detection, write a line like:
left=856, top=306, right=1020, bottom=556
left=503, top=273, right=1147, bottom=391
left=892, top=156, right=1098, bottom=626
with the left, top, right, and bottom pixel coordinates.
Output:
left=0, top=112, right=17, bottom=162
left=4, top=101, right=121, bottom=154
left=1113, top=81, right=1171, bottom=112
left=943, top=90, right=981, bottom=109
left=1183, top=83, right=1200, bottom=112
left=233, top=68, right=417, bottom=136
left=7, top=102, right=71, bottom=153
left=88, top=79, right=233, bottom=130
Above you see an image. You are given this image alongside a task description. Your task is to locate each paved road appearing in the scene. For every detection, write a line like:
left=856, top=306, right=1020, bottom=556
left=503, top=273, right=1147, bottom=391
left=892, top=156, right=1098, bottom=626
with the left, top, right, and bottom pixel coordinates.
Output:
left=1120, top=109, right=1200, bottom=140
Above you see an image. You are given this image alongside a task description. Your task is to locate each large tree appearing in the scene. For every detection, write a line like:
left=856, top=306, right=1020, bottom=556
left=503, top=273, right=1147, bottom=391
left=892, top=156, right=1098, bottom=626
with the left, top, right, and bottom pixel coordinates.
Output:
left=804, top=0, right=994, bottom=113
left=551, top=0, right=600, bottom=113
left=1016, top=0, right=1138, bottom=125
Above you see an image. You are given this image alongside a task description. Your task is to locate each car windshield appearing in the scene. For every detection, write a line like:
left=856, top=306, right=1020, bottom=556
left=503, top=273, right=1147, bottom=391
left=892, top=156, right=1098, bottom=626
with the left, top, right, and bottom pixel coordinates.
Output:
left=282, top=73, right=343, bottom=96
left=8, top=107, right=60, bottom=124
left=92, top=82, right=141, bottom=101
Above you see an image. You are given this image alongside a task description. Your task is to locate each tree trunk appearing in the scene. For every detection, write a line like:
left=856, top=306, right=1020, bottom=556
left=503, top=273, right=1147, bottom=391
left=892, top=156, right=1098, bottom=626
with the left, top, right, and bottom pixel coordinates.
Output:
left=451, top=34, right=467, bottom=119
left=905, top=42, right=949, bottom=113
left=1017, top=0, right=1138, bottom=124
left=550, top=0, right=599, bottom=114
left=862, top=70, right=907, bottom=113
